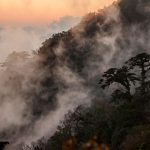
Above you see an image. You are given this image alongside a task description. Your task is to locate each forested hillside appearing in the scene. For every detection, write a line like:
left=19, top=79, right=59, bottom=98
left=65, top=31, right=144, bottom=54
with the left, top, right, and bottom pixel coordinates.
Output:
left=0, top=0, right=150, bottom=150
left=24, top=52, right=150, bottom=150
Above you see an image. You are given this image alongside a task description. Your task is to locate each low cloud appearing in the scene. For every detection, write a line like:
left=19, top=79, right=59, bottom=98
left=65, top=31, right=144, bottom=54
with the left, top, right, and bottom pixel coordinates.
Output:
left=0, top=16, right=80, bottom=61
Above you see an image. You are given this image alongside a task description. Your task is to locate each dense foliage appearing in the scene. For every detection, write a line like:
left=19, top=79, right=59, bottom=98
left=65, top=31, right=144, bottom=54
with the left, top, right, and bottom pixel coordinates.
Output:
left=25, top=53, right=150, bottom=150
left=0, top=0, right=150, bottom=149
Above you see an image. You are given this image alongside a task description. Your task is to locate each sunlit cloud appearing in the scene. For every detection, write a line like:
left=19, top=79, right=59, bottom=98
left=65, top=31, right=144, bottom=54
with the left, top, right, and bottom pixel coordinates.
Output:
left=0, top=0, right=116, bottom=60
left=0, top=0, right=116, bottom=24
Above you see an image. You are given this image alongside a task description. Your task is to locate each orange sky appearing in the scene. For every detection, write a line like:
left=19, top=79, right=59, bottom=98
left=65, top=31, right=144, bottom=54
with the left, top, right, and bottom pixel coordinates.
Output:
left=0, top=0, right=116, bottom=25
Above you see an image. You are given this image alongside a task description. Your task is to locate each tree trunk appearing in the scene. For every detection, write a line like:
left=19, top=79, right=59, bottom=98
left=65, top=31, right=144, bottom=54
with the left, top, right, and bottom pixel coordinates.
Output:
left=125, top=82, right=131, bottom=101
left=141, top=63, right=146, bottom=94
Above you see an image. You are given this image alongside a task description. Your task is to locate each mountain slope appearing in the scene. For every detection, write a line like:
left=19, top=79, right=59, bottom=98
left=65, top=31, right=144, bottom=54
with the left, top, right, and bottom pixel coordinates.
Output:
left=0, top=0, right=150, bottom=149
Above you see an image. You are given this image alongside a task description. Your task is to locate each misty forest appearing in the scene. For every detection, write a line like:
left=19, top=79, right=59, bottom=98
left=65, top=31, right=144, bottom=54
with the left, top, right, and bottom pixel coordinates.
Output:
left=0, top=0, right=150, bottom=150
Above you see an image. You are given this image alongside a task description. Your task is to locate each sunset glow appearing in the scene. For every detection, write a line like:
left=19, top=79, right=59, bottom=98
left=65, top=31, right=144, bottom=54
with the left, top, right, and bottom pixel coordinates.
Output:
left=0, top=0, right=116, bottom=24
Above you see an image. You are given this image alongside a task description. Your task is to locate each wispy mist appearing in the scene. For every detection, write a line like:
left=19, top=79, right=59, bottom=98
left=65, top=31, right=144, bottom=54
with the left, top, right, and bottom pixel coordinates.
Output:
left=0, top=16, right=80, bottom=61
left=0, top=0, right=150, bottom=149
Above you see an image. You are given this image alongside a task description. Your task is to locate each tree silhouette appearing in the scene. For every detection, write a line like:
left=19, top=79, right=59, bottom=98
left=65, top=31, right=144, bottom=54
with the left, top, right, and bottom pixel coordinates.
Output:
left=0, top=142, right=9, bottom=150
left=99, top=66, right=138, bottom=97
left=125, top=53, right=150, bottom=94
